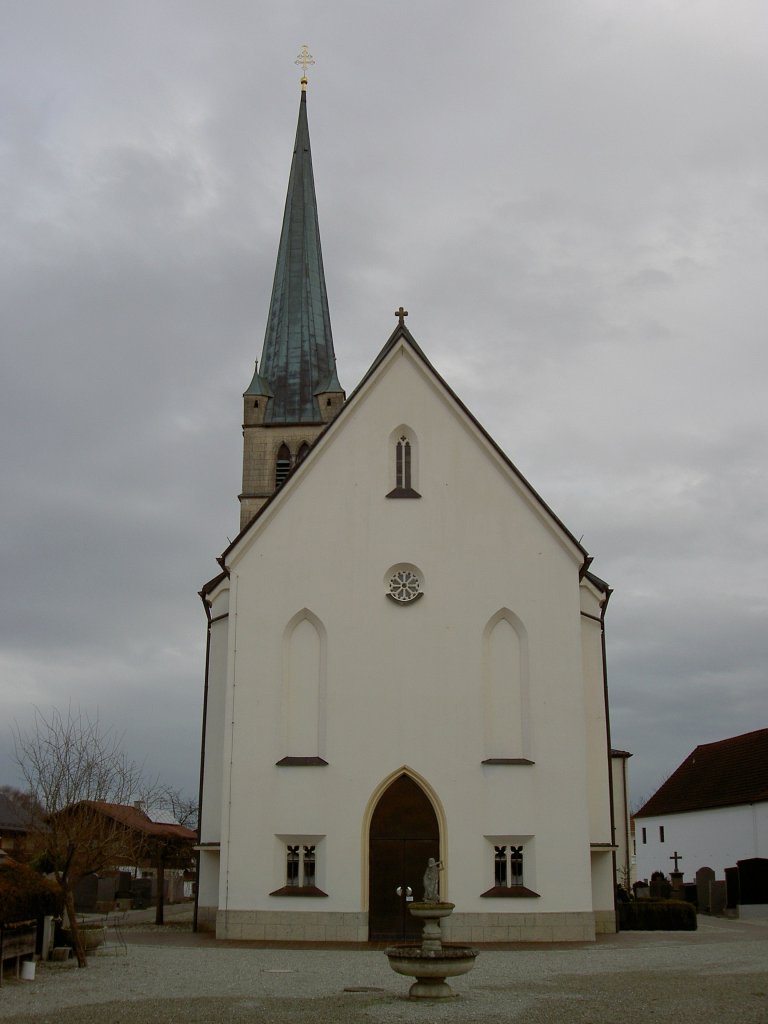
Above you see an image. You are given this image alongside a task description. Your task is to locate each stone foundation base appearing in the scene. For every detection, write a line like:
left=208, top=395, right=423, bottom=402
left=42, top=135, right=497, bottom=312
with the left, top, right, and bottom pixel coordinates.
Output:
left=196, top=905, right=217, bottom=933
left=738, top=904, right=768, bottom=920
left=216, top=909, right=368, bottom=942
left=443, top=910, right=597, bottom=943
left=594, top=909, right=618, bottom=934
left=212, top=909, right=607, bottom=942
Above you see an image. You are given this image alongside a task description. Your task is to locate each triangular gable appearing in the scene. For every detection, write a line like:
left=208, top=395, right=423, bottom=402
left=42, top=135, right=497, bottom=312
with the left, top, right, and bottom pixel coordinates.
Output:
left=216, top=323, right=591, bottom=573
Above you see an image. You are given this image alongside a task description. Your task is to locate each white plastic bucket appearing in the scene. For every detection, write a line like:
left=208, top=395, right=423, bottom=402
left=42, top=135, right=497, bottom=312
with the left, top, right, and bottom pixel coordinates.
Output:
left=20, top=960, right=36, bottom=981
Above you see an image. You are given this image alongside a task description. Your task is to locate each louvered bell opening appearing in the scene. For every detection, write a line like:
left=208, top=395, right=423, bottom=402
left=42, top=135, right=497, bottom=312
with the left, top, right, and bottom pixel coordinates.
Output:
left=275, top=443, right=291, bottom=488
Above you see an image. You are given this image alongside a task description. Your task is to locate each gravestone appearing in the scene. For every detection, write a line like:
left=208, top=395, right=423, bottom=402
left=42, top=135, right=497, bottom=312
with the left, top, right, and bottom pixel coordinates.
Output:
left=709, top=879, right=727, bottom=915
left=736, top=858, right=768, bottom=918
left=724, top=866, right=740, bottom=910
left=650, top=873, right=671, bottom=898
left=695, top=866, right=715, bottom=913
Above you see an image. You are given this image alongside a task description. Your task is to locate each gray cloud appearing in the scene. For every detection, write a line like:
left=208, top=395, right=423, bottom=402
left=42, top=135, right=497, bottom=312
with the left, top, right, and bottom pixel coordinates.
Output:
left=2, top=1, right=767, bottom=806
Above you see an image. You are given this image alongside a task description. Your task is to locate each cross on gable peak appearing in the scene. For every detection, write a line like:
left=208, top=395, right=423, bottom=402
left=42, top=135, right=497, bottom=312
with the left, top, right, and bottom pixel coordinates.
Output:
left=395, top=306, right=408, bottom=326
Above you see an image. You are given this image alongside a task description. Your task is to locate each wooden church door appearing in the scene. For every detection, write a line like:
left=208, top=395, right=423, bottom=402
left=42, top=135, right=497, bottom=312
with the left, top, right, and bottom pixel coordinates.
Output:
left=368, top=774, right=440, bottom=941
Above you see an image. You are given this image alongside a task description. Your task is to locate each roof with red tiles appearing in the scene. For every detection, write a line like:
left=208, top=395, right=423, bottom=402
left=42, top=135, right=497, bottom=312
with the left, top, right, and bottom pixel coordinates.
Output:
left=62, top=801, right=196, bottom=842
left=635, top=727, right=768, bottom=818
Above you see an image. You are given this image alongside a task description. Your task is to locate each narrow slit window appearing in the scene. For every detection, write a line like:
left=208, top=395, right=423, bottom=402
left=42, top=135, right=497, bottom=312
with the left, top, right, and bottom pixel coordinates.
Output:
left=286, top=845, right=300, bottom=886
left=494, top=846, right=507, bottom=886
left=396, top=436, right=411, bottom=489
left=510, top=845, right=524, bottom=887
left=302, top=845, right=316, bottom=887
left=386, top=428, right=420, bottom=498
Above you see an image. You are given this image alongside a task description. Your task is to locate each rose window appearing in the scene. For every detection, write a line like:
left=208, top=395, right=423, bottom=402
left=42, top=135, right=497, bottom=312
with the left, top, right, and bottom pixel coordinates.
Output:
left=388, top=569, right=421, bottom=603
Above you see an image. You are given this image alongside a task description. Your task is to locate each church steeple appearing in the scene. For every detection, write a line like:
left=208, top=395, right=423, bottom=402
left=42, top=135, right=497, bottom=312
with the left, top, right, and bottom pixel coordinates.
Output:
left=239, top=59, right=345, bottom=531
left=258, top=76, right=343, bottom=423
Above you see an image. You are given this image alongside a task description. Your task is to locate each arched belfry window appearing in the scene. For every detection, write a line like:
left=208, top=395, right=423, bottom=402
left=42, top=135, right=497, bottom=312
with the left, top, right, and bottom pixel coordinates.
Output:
left=275, top=443, right=291, bottom=488
left=386, top=427, right=421, bottom=499
left=296, top=441, right=310, bottom=465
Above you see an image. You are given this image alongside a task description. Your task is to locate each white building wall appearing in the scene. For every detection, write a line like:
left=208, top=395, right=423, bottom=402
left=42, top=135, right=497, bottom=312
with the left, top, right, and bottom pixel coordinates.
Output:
left=635, top=802, right=768, bottom=883
left=611, top=754, right=633, bottom=887
left=202, top=341, right=613, bottom=941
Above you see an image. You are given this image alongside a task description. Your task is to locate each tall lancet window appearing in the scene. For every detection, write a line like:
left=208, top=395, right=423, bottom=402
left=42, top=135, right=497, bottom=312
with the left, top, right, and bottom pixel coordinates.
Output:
left=386, top=426, right=420, bottom=498
left=275, top=443, right=291, bottom=488
left=396, top=436, right=411, bottom=489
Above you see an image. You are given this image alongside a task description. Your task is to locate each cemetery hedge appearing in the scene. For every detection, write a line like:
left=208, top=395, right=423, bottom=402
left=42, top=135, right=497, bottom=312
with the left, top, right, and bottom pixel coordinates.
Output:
left=0, top=860, right=62, bottom=924
left=618, top=898, right=697, bottom=931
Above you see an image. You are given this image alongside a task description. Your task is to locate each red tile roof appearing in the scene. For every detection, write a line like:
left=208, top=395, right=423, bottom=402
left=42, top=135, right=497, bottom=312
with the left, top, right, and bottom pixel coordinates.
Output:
left=68, top=801, right=196, bottom=842
left=636, top=728, right=768, bottom=818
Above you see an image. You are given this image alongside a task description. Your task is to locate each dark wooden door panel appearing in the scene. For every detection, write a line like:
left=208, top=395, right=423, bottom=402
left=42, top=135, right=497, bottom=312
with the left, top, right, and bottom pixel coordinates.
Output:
left=369, top=839, right=405, bottom=940
left=368, top=774, right=441, bottom=941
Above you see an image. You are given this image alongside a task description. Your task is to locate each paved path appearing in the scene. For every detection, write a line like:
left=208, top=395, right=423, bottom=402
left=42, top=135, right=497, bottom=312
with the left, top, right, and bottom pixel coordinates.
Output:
left=2, top=913, right=767, bottom=1023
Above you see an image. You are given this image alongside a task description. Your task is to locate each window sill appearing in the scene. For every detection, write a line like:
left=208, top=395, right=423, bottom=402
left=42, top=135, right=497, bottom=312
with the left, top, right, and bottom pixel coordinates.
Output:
left=386, top=487, right=421, bottom=499
left=480, top=886, right=540, bottom=898
left=269, top=886, right=328, bottom=898
left=386, top=592, right=424, bottom=605
left=481, top=758, right=535, bottom=766
left=275, top=756, right=328, bottom=766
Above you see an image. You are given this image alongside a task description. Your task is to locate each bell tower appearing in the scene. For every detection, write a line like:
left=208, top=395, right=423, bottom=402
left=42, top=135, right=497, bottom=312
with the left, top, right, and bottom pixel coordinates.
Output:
left=239, top=51, right=344, bottom=531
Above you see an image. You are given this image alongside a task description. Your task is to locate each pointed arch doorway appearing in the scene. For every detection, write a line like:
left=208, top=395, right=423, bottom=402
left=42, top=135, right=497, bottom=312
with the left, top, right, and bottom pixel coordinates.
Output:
left=368, top=773, right=440, bottom=941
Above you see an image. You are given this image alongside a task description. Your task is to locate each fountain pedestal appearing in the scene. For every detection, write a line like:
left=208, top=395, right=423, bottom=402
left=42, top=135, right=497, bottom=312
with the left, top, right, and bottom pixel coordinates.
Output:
left=386, top=902, right=478, bottom=1000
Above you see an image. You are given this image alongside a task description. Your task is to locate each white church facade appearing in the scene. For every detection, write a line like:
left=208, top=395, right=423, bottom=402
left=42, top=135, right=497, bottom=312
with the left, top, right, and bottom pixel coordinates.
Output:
left=196, top=75, right=623, bottom=943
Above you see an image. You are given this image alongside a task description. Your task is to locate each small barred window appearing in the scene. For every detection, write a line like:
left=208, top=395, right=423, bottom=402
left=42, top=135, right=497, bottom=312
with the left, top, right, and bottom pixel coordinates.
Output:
left=286, top=844, right=316, bottom=887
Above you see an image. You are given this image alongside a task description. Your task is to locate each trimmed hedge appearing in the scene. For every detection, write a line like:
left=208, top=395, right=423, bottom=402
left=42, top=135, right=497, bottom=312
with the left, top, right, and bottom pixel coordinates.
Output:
left=0, top=861, right=62, bottom=924
left=618, top=898, right=697, bottom=931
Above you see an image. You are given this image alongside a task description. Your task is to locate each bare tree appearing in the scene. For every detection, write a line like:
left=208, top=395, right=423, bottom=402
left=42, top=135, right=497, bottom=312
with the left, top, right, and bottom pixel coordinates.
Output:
left=134, top=784, right=198, bottom=925
left=140, top=785, right=198, bottom=830
left=12, top=706, right=147, bottom=967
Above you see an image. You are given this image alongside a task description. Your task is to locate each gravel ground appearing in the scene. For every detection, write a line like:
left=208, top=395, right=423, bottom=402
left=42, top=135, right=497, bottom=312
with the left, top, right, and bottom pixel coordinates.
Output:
left=2, top=915, right=767, bottom=1023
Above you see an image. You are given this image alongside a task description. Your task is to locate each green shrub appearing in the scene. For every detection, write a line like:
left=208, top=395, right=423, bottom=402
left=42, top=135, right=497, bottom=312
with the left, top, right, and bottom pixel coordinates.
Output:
left=0, top=861, right=62, bottom=924
left=618, top=898, right=697, bottom=931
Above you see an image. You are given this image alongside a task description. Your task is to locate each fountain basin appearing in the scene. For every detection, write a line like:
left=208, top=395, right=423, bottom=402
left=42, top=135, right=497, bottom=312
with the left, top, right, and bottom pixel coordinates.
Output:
left=386, top=944, right=478, bottom=999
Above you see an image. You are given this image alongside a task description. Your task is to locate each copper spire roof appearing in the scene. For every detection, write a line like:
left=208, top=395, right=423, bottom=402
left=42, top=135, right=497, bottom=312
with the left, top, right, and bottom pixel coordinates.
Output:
left=256, top=85, right=342, bottom=423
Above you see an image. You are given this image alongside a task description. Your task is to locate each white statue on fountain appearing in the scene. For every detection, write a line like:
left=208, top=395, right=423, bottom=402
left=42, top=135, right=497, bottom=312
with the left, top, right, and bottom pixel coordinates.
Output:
left=423, top=857, right=443, bottom=903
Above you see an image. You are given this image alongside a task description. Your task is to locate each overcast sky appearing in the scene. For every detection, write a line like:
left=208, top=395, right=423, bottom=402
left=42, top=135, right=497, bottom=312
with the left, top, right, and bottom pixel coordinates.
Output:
left=2, top=1, right=766, bottom=811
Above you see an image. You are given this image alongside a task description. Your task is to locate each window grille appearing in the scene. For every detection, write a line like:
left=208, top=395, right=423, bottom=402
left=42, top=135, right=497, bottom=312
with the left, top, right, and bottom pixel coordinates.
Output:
left=493, top=844, right=524, bottom=888
left=285, top=844, right=316, bottom=887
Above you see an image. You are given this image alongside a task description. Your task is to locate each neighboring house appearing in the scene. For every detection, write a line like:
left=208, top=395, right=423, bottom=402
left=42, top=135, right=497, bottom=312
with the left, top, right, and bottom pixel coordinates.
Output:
left=634, top=728, right=768, bottom=885
left=0, top=793, right=32, bottom=860
left=50, top=801, right=196, bottom=911
left=196, top=76, right=624, bottom=944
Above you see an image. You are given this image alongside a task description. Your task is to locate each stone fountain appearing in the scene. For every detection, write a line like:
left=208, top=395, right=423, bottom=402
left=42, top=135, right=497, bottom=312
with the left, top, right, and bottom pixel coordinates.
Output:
left=386, top=859, right=478, bottom=999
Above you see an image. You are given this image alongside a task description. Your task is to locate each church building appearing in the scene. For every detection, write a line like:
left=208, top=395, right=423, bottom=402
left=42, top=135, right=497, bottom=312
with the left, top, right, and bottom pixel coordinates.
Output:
left=196, top=71, right=623, bottom=943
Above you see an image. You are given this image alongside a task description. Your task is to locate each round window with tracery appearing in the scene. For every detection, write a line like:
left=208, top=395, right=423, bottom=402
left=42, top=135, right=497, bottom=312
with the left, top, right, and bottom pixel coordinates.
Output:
left=387, top=568, right=422, bottom=603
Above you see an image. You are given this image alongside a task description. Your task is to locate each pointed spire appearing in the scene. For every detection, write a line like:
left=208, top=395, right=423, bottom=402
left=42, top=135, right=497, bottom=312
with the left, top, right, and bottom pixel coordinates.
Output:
left=258, top=76, right=342, bottom=423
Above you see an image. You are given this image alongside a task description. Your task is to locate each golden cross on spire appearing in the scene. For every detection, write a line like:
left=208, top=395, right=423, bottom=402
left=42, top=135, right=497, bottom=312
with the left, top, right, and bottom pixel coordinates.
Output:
left=295, top=45, right=315, bottom=91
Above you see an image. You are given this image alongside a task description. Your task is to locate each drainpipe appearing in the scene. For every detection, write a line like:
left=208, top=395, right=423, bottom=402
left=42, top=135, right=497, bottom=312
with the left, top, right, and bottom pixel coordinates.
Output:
left=599, top=586, right=618, bottom=930
left=193, top=590, right=213, bottom=933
